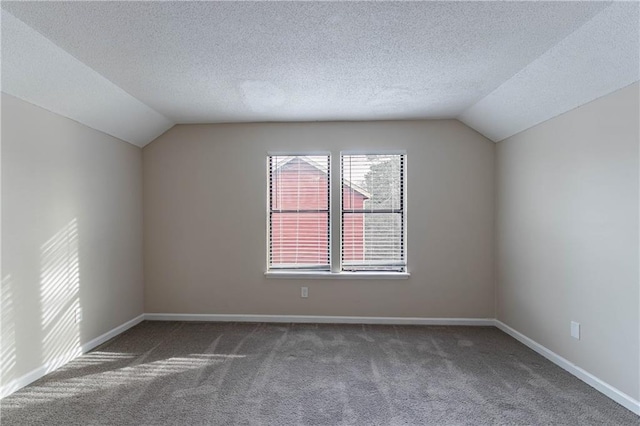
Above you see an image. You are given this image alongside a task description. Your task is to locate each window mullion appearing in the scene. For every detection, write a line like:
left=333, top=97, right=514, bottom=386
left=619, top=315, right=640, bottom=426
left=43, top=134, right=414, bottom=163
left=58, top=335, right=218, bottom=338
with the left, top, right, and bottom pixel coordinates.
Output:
left=330, top=151, right=341, bottom=273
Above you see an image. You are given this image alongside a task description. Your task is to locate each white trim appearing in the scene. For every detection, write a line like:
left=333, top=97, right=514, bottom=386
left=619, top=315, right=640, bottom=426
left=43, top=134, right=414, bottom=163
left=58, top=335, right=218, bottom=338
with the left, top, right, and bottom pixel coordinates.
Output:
left=267, top=151, right=331, bottom=156
left=0, top=349, right=82, bottom=399
left=80, top=314, right=145, bottom=353
left=340, top=150, right=407, bottom=155
left=0, top=314, right=144, bottom=399
left=495, top=320, right=640, bottom=416
left=265, top=271, right=410, bottom=280
left=144, top=313, right=493, bottom=326
left=330, top=151, right=340, bottom=273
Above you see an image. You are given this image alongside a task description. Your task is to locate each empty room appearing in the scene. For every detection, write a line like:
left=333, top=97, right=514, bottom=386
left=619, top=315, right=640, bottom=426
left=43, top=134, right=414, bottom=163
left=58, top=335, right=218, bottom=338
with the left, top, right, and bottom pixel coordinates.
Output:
left=1, top=1, right=638, bottom=425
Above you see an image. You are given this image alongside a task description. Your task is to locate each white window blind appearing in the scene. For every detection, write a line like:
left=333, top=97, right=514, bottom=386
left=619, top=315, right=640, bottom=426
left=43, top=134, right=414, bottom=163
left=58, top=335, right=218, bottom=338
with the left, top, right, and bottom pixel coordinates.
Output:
left=341, top=154, right=406, bottom=272
left=268, top=155, right=330, bottom=271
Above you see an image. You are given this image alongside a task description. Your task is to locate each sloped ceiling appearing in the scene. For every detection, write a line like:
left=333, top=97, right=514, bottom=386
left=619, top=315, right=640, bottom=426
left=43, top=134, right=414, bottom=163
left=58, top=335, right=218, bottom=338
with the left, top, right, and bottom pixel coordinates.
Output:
left=1, top=10, right=174, bottom=148
left=1, top=2, right=638, bottom=146
left=460, top=2, right=640, bottom=142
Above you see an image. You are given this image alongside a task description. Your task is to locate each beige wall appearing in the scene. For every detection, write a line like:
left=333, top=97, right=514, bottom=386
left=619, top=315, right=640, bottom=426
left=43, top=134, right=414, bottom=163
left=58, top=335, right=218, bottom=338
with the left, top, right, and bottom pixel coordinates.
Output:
left=1, top=94, right=144, bottom=387
left=143, top=120, right=495, bottom=318
left=496, top=83, right=640, bottom=399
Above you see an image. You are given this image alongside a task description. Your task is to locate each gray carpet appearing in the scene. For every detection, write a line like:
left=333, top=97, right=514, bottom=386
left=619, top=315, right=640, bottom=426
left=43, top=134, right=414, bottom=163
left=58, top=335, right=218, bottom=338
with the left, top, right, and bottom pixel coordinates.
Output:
left=1, top=322, right=637, bottom=425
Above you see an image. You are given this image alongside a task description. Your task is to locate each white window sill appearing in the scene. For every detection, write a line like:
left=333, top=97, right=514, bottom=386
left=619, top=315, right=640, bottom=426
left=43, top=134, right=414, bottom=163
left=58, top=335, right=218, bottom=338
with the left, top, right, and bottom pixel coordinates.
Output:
left=264, top=271, right=410, bottom=280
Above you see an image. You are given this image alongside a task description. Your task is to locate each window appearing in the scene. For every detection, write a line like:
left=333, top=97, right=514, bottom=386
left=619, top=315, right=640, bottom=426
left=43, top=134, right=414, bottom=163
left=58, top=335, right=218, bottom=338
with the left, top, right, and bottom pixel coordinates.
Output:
left=268, top=155, right=330, bottom=271
left=267, top=152, right=407, bottom=276
left=341, top=154, right=406, bottom=272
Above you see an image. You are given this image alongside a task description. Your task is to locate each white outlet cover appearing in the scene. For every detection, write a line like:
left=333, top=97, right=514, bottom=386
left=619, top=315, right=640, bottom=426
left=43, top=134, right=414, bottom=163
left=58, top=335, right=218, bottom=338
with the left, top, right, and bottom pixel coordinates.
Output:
left=571, top=321, right=580, bottom=340
left=301, top=287, right=308, bottom=298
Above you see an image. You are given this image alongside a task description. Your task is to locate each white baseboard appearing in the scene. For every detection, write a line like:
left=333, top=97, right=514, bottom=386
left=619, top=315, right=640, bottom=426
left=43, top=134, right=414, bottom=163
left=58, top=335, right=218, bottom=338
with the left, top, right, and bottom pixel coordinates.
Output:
left=144, top=313, right=495, bottom=326
left=0, top=313, right=144, bottom=399
left=0, top=348, right=82, bottom=399
left=495, top=320, right=640, bottom=416
left=80, top=314, right=145, bottom=353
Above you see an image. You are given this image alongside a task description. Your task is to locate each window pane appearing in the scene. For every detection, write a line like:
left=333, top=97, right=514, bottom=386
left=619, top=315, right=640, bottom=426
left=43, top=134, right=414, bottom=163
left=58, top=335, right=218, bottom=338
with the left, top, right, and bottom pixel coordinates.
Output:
left=342, top=212, right=404, bottom=271
left=270, top=156, right=329, bottom=211
left=342, top=155, right=402, bottom=211
left=270, top=213, right=329, bottom=268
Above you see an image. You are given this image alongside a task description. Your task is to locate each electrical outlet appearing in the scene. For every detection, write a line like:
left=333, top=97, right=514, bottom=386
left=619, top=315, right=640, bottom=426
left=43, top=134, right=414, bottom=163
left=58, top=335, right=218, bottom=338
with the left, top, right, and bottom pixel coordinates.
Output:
left=301, top=287, right=308, bottom=298
left=571, top=321, right=580, bottom=340
left=75, top=308, right=83, bottom=324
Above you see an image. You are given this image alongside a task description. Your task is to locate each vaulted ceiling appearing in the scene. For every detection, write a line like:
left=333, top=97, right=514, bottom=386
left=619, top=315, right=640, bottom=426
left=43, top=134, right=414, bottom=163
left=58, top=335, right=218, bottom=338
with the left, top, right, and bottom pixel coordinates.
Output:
left=2, top=2, right=638, bottom=147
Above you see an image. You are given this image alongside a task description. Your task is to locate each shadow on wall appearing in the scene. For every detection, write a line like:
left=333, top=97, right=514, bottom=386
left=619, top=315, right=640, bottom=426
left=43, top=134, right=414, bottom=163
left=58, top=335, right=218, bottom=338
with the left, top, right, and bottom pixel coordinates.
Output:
left=1, top=218, right=83, bottom=397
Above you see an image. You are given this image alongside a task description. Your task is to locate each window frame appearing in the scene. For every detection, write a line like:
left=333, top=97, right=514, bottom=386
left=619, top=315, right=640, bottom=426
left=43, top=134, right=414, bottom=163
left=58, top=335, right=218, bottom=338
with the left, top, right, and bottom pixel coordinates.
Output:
left=265, top=150, right=409, bottom=279
left=340, top=153, right=406, bottom=273
left=266, top=153, right=332, bottom=271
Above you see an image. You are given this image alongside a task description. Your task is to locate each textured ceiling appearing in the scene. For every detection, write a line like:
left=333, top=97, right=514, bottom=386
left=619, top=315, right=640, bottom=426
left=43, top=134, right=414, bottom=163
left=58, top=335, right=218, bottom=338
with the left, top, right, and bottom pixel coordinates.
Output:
left=1, top=1, right=638, bottom=145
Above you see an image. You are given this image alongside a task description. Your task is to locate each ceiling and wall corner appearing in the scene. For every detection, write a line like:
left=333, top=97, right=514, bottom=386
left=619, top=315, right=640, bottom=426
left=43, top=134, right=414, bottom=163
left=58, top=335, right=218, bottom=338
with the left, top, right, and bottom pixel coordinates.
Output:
left=459, top=2, right=640, bottom=142
left=0, top=10, right=174, bottom=147
left=1, top=1, right=638, bottom=146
